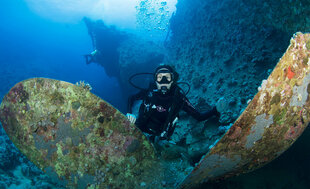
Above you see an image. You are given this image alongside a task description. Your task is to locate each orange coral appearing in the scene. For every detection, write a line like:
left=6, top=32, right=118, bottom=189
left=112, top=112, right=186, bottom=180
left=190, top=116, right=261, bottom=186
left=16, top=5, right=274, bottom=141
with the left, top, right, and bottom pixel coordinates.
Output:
left=287, top=66, right=295, bottom=79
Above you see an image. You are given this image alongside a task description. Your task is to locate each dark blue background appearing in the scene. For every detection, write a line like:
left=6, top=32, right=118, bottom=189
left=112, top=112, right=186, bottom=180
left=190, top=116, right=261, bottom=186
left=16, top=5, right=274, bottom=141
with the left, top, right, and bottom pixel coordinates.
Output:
left=0, top=0, right=125, bottom=112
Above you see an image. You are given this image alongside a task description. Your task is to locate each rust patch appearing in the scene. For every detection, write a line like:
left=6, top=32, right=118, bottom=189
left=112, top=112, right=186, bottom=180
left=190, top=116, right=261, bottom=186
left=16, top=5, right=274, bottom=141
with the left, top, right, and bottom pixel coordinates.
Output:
left=284, top=122, right=304, bottom=140
left=228, top=126, right=242, bottom=140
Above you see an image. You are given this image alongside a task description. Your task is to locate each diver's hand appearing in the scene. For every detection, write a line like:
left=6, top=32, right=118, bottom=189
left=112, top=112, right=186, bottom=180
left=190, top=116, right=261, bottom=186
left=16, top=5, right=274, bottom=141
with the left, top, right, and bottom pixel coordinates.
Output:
left=126, top=113, right=136, bottom=124
left=91, top=49, right=98, bottom=56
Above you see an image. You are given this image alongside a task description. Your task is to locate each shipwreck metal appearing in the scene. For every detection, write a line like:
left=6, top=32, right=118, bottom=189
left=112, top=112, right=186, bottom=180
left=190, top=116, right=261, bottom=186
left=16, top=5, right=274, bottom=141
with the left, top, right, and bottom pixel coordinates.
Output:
left=0, top=78, right=163, bottom=188
left=178, top=33, right=310, bottom=188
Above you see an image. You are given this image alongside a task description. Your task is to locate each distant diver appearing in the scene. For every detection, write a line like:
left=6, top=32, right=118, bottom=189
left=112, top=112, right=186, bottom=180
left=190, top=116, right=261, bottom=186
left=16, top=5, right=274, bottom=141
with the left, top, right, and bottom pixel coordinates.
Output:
left=127, top=64, right=221, bottom=143
left=83, top=17, right=127, bottom=78
left=84, top=49, right=102, bottom=65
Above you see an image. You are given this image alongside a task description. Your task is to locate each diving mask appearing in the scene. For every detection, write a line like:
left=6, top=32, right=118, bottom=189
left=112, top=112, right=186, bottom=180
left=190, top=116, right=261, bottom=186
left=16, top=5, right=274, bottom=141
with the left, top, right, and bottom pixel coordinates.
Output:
left=155, top=69, right=174, bottom=94
left=156, top=72, right=172, bottom=84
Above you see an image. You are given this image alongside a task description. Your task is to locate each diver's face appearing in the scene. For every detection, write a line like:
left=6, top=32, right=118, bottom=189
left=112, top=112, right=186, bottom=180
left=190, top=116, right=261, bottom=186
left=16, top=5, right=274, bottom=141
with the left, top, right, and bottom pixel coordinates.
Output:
left=156, top=73, right=172, bottom=83
left=155, top=72, right=173, bottom=94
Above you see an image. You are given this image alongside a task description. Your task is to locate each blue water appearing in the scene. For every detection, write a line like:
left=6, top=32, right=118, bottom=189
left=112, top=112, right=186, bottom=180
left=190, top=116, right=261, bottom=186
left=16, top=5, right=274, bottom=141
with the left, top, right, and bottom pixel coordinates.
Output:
left=0, top=0, right=125, bottom=112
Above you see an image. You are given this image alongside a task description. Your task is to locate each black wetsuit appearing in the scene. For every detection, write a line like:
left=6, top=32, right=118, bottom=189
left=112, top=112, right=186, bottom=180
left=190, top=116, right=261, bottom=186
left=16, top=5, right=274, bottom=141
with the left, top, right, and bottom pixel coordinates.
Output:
left=128, top=84, right=218, bottom=138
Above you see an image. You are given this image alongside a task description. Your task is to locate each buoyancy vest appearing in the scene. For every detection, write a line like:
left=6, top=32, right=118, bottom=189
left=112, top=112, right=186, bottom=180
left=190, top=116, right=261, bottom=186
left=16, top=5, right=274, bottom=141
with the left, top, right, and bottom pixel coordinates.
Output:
left=136, top=86, right=185, bottom=137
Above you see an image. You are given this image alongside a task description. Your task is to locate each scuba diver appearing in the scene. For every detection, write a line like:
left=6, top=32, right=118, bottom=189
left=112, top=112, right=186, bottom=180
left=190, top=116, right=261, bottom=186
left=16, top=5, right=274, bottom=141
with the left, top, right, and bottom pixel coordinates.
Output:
left=127, top=64, right=221, bottom=143
left=84, top=49, right=102, bottom=65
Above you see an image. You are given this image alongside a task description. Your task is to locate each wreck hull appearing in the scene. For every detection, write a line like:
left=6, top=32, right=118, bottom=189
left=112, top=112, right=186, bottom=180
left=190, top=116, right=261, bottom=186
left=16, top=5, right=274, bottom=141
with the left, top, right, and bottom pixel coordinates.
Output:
left=179, top=33, right=310, bottom=188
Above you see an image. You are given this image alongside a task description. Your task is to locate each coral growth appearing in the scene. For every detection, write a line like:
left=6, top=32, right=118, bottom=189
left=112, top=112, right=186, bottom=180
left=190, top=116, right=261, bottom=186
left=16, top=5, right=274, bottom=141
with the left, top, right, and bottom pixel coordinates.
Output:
left=6, top=83, right=29, bottom=104
left=75, top=80, right=92, bottom=91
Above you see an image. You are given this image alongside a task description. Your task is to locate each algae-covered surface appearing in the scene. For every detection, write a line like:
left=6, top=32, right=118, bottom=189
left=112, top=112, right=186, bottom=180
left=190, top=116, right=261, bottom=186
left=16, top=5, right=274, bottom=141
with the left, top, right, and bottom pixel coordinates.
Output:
left=179, top=33, right=310, bottom=188
left=0, top=78, right=163, bottom=188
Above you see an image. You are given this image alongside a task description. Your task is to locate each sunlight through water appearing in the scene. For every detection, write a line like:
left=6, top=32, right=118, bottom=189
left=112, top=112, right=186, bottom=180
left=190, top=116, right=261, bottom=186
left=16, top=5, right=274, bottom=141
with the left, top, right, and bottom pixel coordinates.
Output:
left=24, top=0, right=178, bottom=32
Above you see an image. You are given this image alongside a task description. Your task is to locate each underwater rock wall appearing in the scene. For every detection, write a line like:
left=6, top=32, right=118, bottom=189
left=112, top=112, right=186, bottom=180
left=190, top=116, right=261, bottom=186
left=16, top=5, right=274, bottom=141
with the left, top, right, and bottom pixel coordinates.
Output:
left=168, top=0, right=310, bottom=121
left=167, top=0, right=310, bottom=123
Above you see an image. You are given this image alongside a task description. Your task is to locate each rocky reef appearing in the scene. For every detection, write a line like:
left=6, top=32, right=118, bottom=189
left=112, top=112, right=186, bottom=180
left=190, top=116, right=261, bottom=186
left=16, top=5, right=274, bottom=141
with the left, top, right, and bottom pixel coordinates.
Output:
left=0, top=126, right=64, bottom=188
